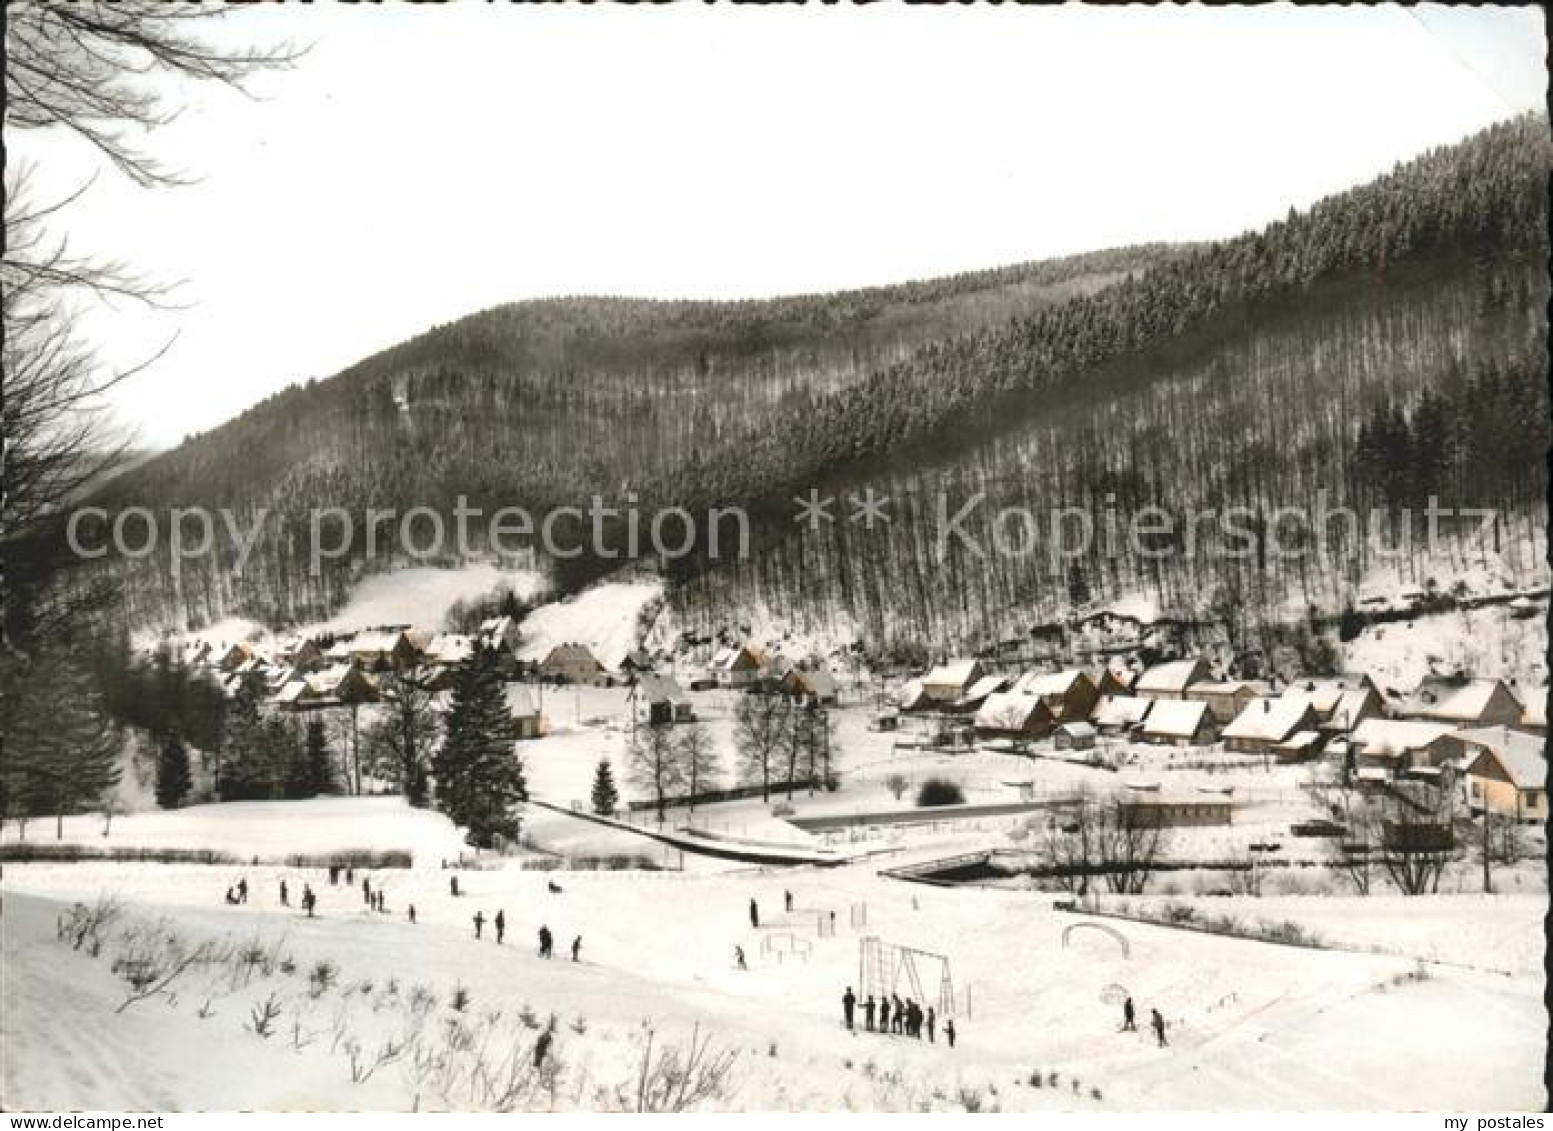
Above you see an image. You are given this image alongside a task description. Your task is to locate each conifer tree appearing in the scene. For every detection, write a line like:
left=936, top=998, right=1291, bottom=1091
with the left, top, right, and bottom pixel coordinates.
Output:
left=304, top=717, right=336, bottom=797
left=155, top=731, right=193, bottom=809
left=590, top=757, right=620, bottom=816
left=433, top=642, right=527, bottom=847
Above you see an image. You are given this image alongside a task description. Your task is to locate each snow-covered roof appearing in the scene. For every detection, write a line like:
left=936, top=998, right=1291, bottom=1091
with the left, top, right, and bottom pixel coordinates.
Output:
left=1091, top=695, right=1153, bottom=728
left=958, top=674, right=1009, bottom=704
left=1410, top=678, right=1521, bottom=723
left=1349, top=718, right=1457, bottom=758
left=306, top=663, right=359, bottom=697
left=710, top=643, right=762, bottom=671
left=1279, top=682, right=1348, bottom=715
left=1055, top=721, right=1096, bottom=740
left=273, top=680, right=308, bottom=705
left=351, top=629, right=408, bottom=653
left=1192, top=679, right=1267, bottom=698
left=1222, top=697, right=1315, bottom=743
left=1012, top=669, right=1090, bottom=697
left=636, top=672, right=689, bottom=705
left=923, top=659, right=980, bottom=688
left=974, top=691, right=1047, bottom=731
left=425, top=633, right=474, bottom=665
left=1134, top=659, right=1208, bottom=695
left=1277, top=730, right=1322, bottom=751
left=793, top=668, right=838, bottom=698
left=1141, top=699, right=1210, bottom=738
left=895, top=679, right=927, bottom=709
left=1458, top=726, right=1547, bottom=789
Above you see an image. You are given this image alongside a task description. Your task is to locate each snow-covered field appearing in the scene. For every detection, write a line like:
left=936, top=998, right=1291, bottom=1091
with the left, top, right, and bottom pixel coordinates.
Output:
left=2, top=852, right=1542, bottom=1111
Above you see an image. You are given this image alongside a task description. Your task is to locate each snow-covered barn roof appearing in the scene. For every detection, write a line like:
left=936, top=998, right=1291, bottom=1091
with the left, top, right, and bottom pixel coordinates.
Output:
left=1140, top=699, right=1210, bottom=738
left=1221, top=698, right=1315, bottom=743
left=1134, top=659, right=1208, bottom=695
left=1091, top=695, right=1153, bottom=728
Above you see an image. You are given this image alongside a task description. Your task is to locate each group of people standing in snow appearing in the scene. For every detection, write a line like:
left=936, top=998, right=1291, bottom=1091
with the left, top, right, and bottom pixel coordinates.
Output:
left=842, top=986, right=955, bottom=1048
left=1121, top=996, right=1169, bottom=1047
left=470, top=907, right=582, bottom=963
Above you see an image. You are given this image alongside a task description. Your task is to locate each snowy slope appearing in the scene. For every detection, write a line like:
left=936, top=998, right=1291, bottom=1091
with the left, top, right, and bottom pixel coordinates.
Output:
left=2, top=860, right=1542, bottom=1111
left=517, top=581, right=663, bottom=671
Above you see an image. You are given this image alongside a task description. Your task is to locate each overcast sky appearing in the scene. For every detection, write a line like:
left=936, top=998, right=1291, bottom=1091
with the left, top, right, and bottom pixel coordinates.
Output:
left=16, top=2, right=1547, bottom=448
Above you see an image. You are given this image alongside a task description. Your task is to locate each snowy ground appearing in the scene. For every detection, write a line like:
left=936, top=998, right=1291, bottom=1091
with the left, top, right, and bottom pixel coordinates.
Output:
left=2, top=853, right=1542, bottom=1111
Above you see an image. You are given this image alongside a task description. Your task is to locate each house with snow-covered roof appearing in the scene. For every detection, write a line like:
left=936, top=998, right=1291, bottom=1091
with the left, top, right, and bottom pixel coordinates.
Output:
left=921, top=659, right=986, bottom=704
left=1402, top=677, right=1524, bottom=729
left=1010, top=669, right=1100, bottom=723
left=708, top=643, right=765, bottom=689
left=1187, top=678, right=1273, bottom=724
left=1139, top=699, right=1215, bottom=747
left=1221, top=697, right=1320, bottom=755
left=782, top=666, right=839, bottom=706
left=633, top=672, right=695, bottom=725
left=541, top=642, right=608, bottom=686
left=1458, top=726, right=1547, bottom=823
left=973, top=691, right=1056, bottom=739
left=1090, top=694, right=1153, bottom=736
left=1133, top=658, right=1211, bottom=701
left=505, top=683, right=546, bottom=738
left=1347, top=718, right=1465, bottom=779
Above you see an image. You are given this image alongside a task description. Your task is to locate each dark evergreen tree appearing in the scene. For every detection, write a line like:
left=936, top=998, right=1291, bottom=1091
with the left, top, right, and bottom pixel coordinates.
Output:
left=155, top=731, right=193, bottom=809
left=433, top=642, right=527, bottom=847
left=303, top=717, right=336, bottom=797
left=590, top=757, right=620, bottom=816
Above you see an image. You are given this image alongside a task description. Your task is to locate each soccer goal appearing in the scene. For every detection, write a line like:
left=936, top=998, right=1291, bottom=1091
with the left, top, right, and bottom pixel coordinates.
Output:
left=858, top=936, right=955, bottom=1016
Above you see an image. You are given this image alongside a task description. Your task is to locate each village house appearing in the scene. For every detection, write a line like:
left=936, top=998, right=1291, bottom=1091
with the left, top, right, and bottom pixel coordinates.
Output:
left=920, top=659, right=987, bottom=704
left=421, top=633, right=475, bottom=689
left=1090, top=694, right=1153, bottom=737
left=1279, top=678, right=1386, bottom=736
left=540, top=641, right=608, bottom=685
left=1187, top=678, right=1272, bottom=724
left=275, top=636, right=323, bottom=671
left=1052, top=721, right=1097, bottom=752
left=973, top=690, right=1056, bottom=739
left=1274, top=730, right=1326, bottom=763
left=709, top=643, right=765, bottom=689
left=1138, top=698, right=1215, bottom=747
left=782, top=667, right=839, bottom=706
left=1347, top=718, right=1466, bottom=781
left=1402, top=677, right=1525, bottom=729
left=634, top=672, right=695, bottom=725
left=505, top=683, right=546, bottom=739
left=347, top=628, right=424, bottom=673
left=1132, top=658, right=1212, bottom=701
left=273, top=662, right=377, bottom=711
left=1220, top=697, right=1321, bottom=756
left=1011, top=669, right=1101, bottom=724
left=1458, top=726, right=1547, bottom=823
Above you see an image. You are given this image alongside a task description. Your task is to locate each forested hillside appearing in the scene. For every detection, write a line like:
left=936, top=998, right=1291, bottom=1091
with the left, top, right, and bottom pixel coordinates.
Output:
left=91, top=245, right=1175, bottom=628
left=85, top=114, right=1549, bottom=655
